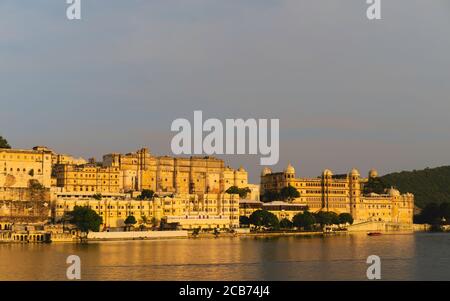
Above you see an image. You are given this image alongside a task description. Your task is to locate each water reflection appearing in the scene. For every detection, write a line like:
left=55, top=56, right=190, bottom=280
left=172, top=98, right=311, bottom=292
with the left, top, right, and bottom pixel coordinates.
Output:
left=0, top=233, right=448, bottom=280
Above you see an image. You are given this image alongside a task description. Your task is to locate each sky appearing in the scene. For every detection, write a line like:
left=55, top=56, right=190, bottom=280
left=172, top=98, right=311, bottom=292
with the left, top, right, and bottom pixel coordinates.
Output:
left=1, top=0, right=450, bottom=182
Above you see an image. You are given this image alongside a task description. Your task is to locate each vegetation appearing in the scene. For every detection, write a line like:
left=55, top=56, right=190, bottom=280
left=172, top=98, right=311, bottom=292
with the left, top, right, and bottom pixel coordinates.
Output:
left=249, top=210, right=280, bottom=230
left=414, top=202, right=450, bottom=226
left=380, top=166, right=450, bottom=208
left=92, top=193, right=102, bottom=200
left=28, top=179, right=45, bottom=190
left=292, top=212, right=316, bottom=230
left=280, top=185, right=300, bottom=202
left=261, top=191, right=281, bottom=203
left=239, top=215, right=250, bottom=226
left=124, top=215, right=137, bottom=229
left=66, top=206, right=102, bottom=233
left=226, top=186, right=251, bottom=198
left=0, top=136, right=10, bottom=149
left=138, top=189, right=155, bottom=200
left=150, top=217, right=159, bottom=229
left=314, top=211, right=339, bottom=226
left=363, top=177, right=388, bottom=195
left=338, top=213, right=354, bottom=225
left=279, top=218, right=293, bottom=229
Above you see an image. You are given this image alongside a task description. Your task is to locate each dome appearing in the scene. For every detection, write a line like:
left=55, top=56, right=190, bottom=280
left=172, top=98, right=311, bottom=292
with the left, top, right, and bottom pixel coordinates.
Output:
left=369, top=169, right=379, bottom=178
left=284, top=163, right=295, bottom=174
left=261, top=167, right=272, bottom=176
left=350, top=168, right=360, bottom=176
left=323, top=169, right=333, bottom=177
left=238, top=166, right=246, bottom=172
left=388, top=187, right=400, bottom=197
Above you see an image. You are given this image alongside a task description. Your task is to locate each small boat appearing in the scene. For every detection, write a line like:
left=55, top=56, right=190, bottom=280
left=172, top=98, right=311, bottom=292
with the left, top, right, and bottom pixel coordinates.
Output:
left=367, top=232, right=382, bottom=236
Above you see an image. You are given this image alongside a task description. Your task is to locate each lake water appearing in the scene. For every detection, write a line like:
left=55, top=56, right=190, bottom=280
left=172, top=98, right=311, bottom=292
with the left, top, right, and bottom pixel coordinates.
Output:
left=0, top=232, right=449, bottom=281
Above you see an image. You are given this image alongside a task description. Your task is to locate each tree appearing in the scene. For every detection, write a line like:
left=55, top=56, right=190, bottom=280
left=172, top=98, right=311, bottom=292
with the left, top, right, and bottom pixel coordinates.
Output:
left=92, top=193, right=102, bottom=200
left=0, top=136, right=10, bottom=149
left=338, top=213, right=354, bottom=225
left=139, top=215, right=149, bottom=231
left=66, top=206, right=102, bottom=234
left=279, top=218, right=293, bottom=229
left=150, top=217, right=159, bottom=229
left=124, top=215, right=137, bottom=230
left=314, top=211, right=339, bottom=226
left=239, top=215, right=250, bottom=226
left=249, top=210, right=279, bottom=230
left=415, top=202, right=450, bottom=225
left=261, top=191, right=281, bottom=203
left=139, top=189, right=154, bottom=200
left=293, top=212, right=316, bottom=230
left=226, top=186, right=252, bottom=198
left=280, top=185, right=300, bottom=202
left=363, top=177, right=387, bottom=194
left=439, top=202, right=450, bottom=224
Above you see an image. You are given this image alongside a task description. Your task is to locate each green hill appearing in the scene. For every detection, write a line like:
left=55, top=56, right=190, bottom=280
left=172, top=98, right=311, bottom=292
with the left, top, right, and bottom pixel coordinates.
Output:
left=380, top=166, right=450, bottom=208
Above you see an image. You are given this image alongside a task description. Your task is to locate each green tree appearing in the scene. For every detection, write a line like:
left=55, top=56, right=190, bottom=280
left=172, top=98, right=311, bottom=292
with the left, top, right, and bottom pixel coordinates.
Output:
left=439, top=202, right=450, bottom=224
left=363, top=177, right=388, bottom=194
left=261, top=191, right=281, bottom=203
left=280, top=184, right=300, bottom=202
left=92, top=193, right=102, bottom=200
left=338, top=213, right=354, bottom=225
left=66, top=206, right=103, bottom=233
left=124, top=215, right=137, bottom=230
left=139, top=189, right=155, bottom=200
left=279, top=218, right=293, bottom=229
left=239, top=215, right=250, bottom=226
left=226, top=186, right=252, bottom=198
left=150, top=217, right=159, bottom=229
left=249, top=210, right=279, bottom=230
left=293, top=212, right=316, bottom=230
left=314, top=211, right=339, bottom=226
left=0, top=136, right=10, bottom=149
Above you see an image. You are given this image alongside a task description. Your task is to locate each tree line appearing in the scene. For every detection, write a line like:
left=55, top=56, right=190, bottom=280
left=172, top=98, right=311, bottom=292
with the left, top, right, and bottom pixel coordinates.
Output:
left=240, top=209, right=353, bottom=231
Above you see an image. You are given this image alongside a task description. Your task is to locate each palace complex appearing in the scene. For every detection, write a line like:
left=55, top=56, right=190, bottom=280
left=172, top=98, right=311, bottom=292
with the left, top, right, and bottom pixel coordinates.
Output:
left=260, top=164, right=414, bottom=225
left=0, top=145, right=414, bottom=231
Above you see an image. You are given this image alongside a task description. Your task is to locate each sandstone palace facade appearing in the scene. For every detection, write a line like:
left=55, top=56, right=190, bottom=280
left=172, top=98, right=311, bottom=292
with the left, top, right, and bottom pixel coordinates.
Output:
left=1, top=145, right=414, bottom=230
left=260, top=164, right=414, bottom=224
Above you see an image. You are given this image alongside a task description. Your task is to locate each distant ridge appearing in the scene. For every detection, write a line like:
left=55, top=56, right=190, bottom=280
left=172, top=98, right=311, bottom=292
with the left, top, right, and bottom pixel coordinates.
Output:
left=381, top=166, right=450, bottom=208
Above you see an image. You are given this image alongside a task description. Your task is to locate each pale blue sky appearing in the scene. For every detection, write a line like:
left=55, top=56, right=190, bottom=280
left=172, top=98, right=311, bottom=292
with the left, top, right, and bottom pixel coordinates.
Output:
left=1, top=0, right=450, bottom=182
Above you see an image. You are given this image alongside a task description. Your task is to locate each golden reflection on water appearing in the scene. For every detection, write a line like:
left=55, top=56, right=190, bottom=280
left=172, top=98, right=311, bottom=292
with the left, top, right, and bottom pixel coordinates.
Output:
left=1, top=233, right=449, bottom=280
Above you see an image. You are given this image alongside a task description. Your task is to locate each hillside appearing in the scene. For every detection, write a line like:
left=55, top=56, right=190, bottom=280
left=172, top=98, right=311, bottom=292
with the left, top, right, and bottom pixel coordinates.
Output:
left=380, top=166, right=450, bottom=208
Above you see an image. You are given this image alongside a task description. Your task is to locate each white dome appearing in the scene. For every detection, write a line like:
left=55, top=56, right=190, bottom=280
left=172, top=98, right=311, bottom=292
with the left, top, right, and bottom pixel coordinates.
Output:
left=350, top=168, right=360, bottom=176
left=285, top=163, right=295, bottom=174
left=388, top=187, right=400, bottom=197
left=323, top=169, right=333, bottom=177
left=369, top=169, right=379, bottom=178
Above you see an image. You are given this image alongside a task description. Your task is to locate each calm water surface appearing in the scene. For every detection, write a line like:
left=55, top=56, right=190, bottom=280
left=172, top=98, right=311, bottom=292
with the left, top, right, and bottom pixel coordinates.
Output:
left=0, top=233, right=449, bottom=280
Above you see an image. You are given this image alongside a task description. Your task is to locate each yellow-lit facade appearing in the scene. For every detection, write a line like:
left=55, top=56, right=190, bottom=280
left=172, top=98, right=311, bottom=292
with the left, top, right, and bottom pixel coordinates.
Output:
left=54, top=193, right=240, bottom=229
left=54, top=164, right=121, bottom=193
left=0, top=147, right=52, bottom=189
left=260, top=165, right=414, bottom=224
left=103, top=148, right=248, bottom=194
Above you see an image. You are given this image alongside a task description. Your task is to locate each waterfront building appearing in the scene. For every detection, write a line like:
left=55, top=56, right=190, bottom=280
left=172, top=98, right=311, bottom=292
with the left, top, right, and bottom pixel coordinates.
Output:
left=102, top=148, right=248, bottom=194
left=260, top=164, right=414, bottom=224
left=54, top=193, right=240, bottom=229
